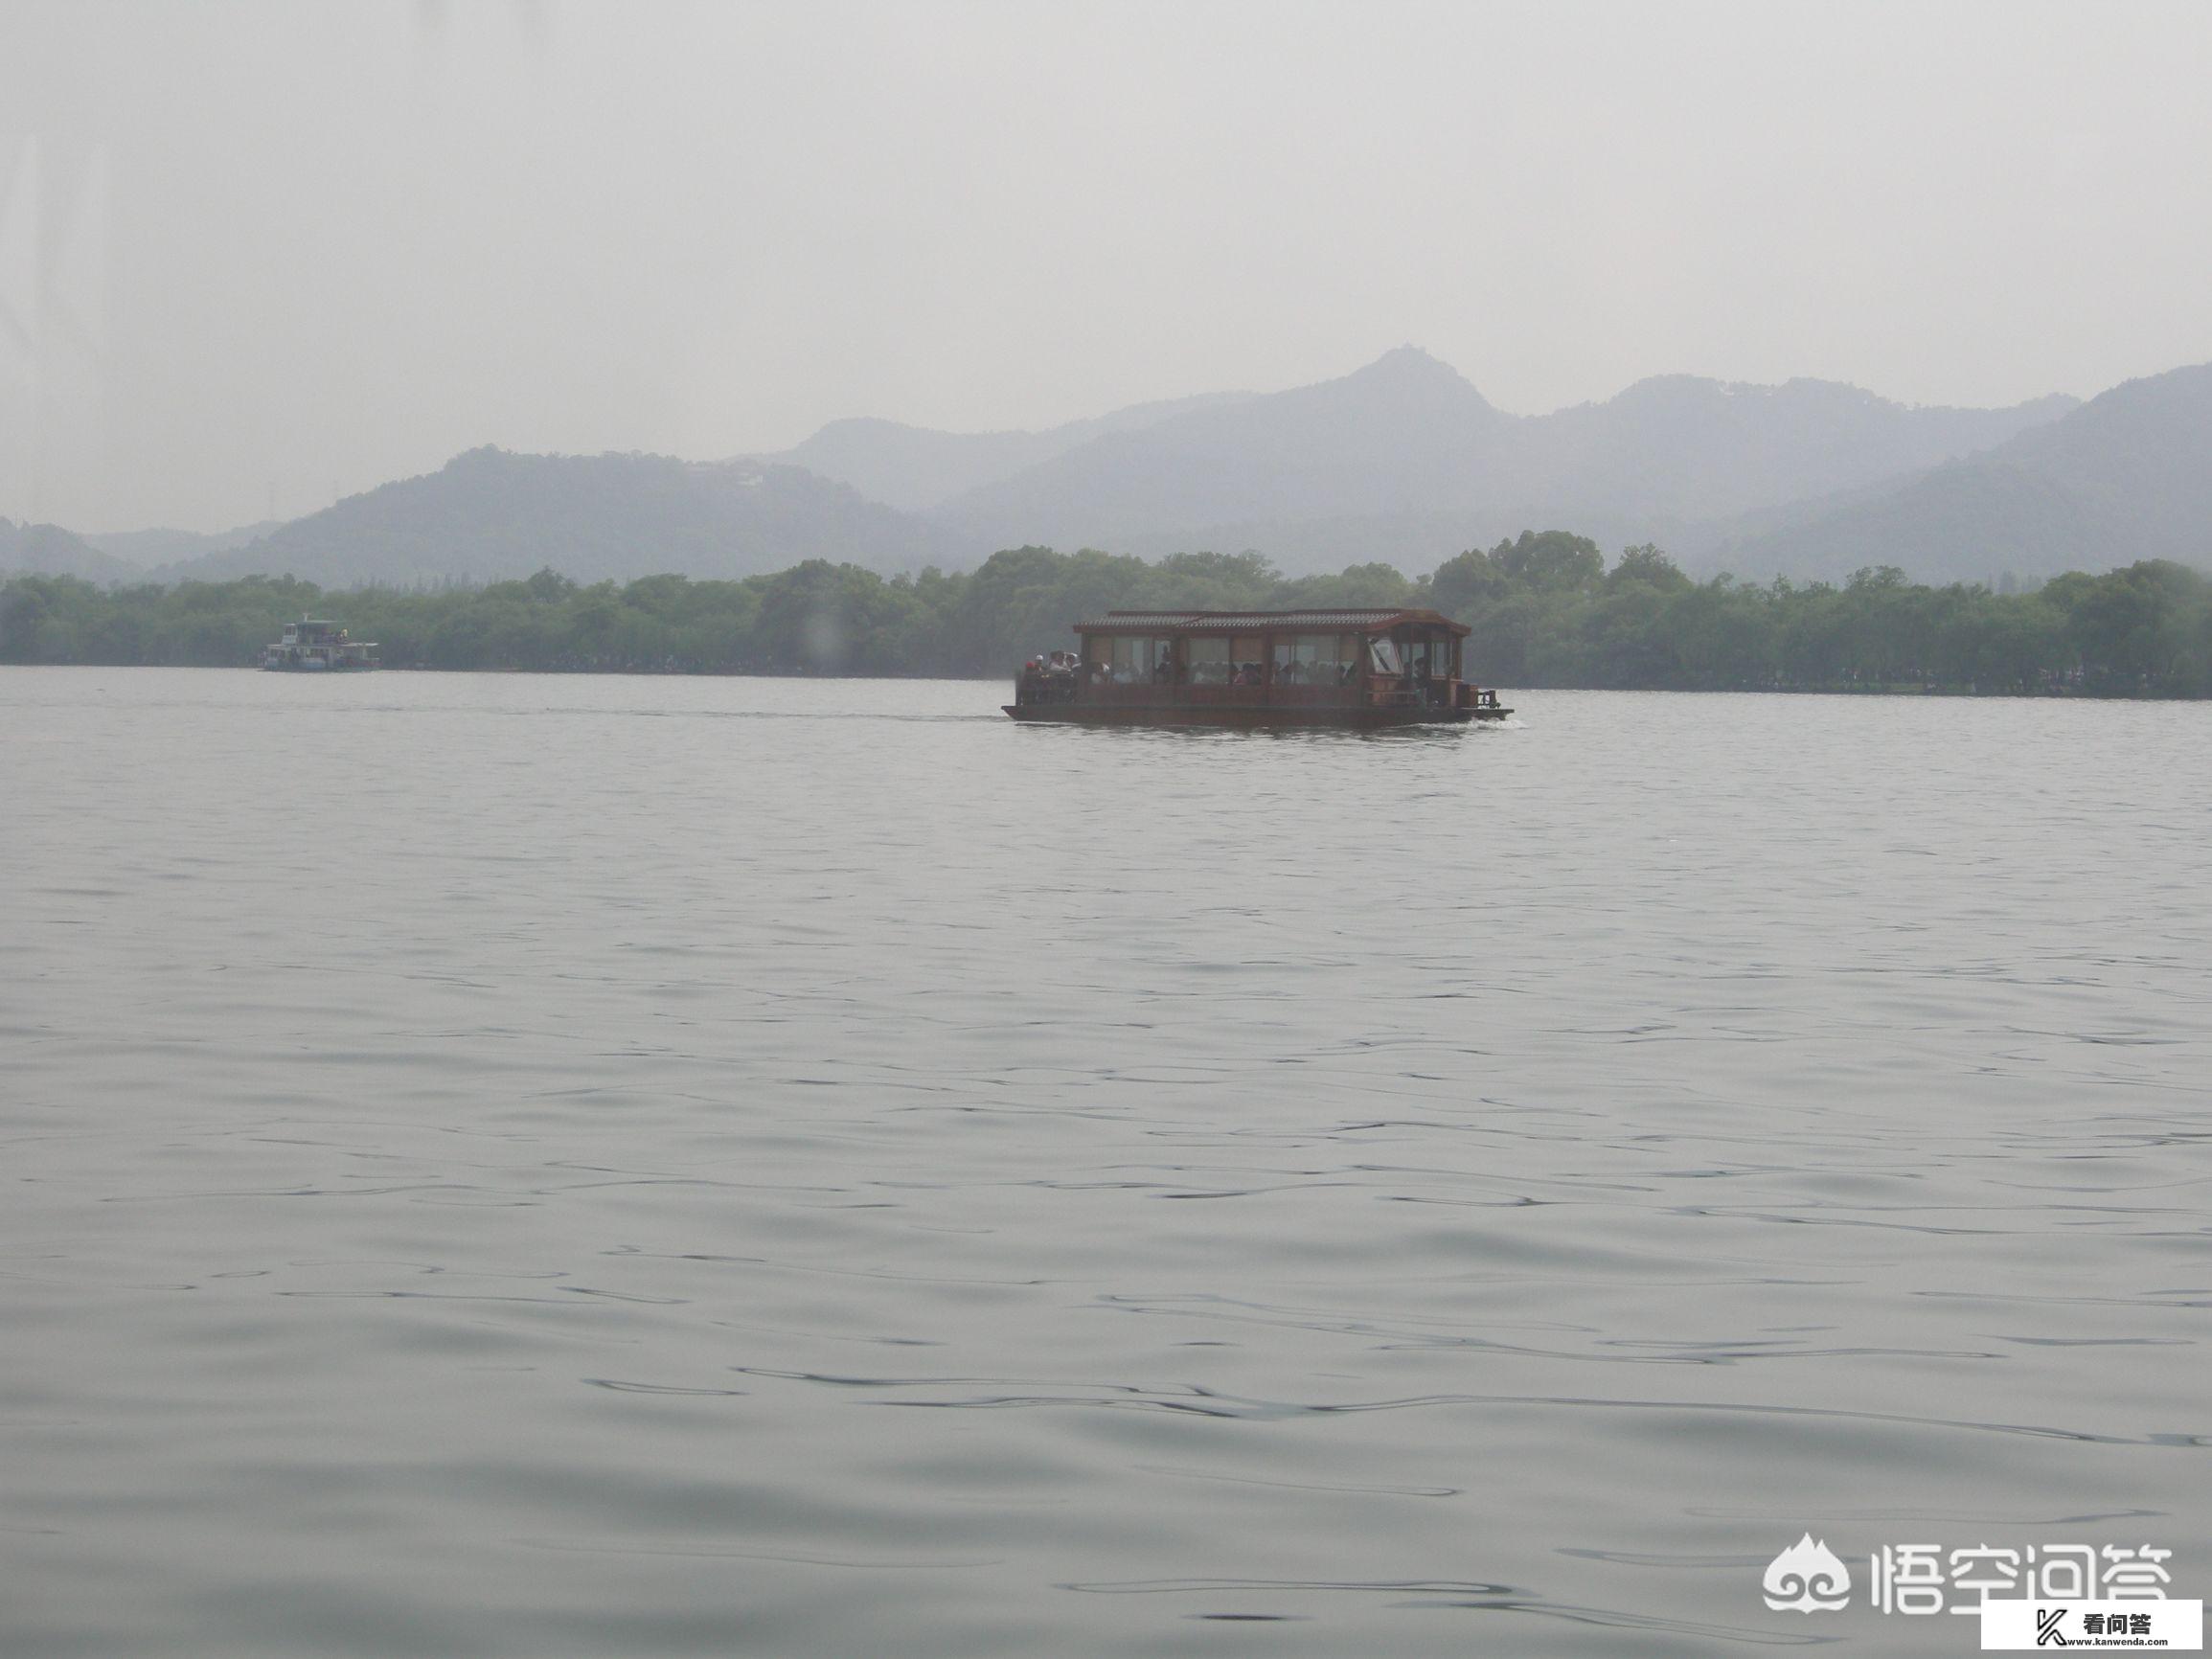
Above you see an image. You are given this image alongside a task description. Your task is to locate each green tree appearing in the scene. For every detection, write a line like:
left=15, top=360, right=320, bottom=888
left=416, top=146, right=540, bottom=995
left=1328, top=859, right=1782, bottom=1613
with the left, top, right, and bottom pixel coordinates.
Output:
left=8, top=540, right=2210, bottom=698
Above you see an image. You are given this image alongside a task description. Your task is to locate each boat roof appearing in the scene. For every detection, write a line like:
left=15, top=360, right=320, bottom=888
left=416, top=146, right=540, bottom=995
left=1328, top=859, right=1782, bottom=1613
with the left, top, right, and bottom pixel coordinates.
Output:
left=1072, top=607, right=1470, bottom=638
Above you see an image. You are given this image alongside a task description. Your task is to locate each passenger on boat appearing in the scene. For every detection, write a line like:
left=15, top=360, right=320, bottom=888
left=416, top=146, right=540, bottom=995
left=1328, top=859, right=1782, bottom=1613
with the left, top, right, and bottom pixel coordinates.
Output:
left=1048, top=654, right=1078, bottom=702
left=1152, top=654, right=1174, bottom=685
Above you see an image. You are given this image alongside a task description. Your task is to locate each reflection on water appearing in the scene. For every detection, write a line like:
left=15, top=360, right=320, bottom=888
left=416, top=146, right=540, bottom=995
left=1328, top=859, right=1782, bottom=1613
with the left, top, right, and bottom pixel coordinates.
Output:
left=2, top=668, right=2208, bottom=1657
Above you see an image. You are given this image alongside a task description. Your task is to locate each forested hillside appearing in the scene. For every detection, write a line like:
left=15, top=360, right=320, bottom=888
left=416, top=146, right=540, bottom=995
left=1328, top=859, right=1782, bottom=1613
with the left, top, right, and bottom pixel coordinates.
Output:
left=161, top=447, right=961, bottom=587
left=57, top=353, right=2212, bottom=596
left=9, top=535, right=2209, bottom=697
left=0, top=520, right=133, bottom=581
left=1713, top=364, right=2212, bottom=582
left=929, top=349, right=2082, bottom=574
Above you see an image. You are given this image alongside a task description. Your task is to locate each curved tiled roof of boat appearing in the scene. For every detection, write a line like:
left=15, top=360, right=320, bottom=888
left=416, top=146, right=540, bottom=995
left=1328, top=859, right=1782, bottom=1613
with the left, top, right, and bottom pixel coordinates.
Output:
left=1071, top=607, right=1469, bottom=634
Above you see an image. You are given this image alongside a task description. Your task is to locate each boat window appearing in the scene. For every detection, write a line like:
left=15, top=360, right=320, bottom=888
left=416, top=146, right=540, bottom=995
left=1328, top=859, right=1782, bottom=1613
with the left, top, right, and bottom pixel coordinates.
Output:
left=1272, top=633, right=1354, bottom=683
left=1184, top=636, right=1233, bottom=685
left=1368, top=637, right=1402, bottom=675
left=1108, top=635, right=1171, bottom=683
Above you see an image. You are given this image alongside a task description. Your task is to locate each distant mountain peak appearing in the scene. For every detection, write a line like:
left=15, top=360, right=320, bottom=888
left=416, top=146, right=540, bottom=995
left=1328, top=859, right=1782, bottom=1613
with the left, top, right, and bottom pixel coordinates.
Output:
left=1368, top=342, right=1450, bottom=369
left=1343, top=343, right=1481, bottom=389
left=1315, top=346, right=1496, bottom=420
left=1602, top=373, right=1889, bottom=411
left=1711, top=359, right=2212, bottom=583
left=763, top=387, right=1263, bottom=512
left=0, top=517, right=132, bottom=581
left=138, top=445, right=960, bottom=586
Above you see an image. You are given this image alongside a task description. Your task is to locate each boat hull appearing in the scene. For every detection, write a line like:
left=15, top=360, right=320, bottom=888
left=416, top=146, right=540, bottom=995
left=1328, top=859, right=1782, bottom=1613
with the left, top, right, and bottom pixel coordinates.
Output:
left=1003, top=702, right=1508, bottom=727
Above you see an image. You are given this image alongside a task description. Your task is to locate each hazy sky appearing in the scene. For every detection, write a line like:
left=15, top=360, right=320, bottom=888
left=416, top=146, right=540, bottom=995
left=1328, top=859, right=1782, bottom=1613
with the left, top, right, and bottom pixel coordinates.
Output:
left=4, top=0, right=2209, bottom=532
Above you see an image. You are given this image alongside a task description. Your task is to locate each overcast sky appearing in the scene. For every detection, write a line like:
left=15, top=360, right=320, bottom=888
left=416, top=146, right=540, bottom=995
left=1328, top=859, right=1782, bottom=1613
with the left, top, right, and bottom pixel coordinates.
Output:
left=4, top=0, right=2209, bottom=532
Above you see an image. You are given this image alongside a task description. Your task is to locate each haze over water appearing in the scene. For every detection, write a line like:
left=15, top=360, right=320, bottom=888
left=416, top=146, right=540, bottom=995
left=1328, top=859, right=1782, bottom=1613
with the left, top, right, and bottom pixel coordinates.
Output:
left=4, top=669, right=2208, bottom=1656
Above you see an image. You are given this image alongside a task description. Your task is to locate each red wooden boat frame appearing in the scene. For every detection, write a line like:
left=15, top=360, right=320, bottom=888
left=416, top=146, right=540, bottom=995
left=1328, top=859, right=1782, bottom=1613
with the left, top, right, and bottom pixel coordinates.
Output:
left=1005, top=607, right=1511, bottom=726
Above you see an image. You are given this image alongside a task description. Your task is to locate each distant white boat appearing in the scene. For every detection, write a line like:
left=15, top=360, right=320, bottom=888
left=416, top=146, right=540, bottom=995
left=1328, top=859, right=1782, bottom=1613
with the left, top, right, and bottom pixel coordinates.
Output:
left=262, top=616, right=379, bottom=672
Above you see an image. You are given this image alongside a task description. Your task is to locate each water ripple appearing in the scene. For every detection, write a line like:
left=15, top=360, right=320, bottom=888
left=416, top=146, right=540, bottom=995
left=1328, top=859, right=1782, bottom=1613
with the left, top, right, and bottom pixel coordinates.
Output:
left=5, top=670, right=2209, bottom=1657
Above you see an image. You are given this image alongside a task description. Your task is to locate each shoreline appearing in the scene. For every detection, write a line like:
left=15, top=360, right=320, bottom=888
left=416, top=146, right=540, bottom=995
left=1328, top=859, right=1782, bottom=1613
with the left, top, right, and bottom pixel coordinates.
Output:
left=0, top=661, right=2197, bottom=702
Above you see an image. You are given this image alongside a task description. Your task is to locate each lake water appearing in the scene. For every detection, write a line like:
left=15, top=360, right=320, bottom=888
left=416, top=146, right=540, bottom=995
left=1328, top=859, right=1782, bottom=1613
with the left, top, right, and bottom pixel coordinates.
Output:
left=3, top=667, right=2207, bottom=1656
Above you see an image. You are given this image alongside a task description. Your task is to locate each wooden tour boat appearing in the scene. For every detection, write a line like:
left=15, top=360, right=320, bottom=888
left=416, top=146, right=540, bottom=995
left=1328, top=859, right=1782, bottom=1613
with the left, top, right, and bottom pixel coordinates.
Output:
left=1006, top=607, right=1511, bottom=727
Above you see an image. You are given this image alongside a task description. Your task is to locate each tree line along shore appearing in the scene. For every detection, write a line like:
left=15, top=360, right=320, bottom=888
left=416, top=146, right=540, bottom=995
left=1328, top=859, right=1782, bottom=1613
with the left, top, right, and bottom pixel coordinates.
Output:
left=4, top=533, right=2209, bottom=696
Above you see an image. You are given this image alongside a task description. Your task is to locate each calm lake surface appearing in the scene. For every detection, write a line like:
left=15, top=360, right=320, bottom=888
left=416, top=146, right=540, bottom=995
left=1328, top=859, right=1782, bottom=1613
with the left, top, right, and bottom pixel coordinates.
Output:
left=4, top=668, right=2208, bottom=1657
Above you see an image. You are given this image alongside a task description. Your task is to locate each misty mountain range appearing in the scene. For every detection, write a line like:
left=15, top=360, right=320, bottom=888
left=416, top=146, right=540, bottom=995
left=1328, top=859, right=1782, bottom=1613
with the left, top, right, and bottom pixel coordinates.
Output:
left=0, top=520, right=134, bottom=582
left=6, top=350, right=2206, bottom=591
left=142, top=449, right=969, bottom=589
left=876, top=349, right=2099, bottom=576
left=0, top=517, right=286, bottom=583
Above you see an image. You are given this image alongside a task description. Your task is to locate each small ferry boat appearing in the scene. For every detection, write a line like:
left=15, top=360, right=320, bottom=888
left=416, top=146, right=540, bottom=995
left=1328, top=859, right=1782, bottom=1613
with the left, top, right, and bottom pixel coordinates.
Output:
left=1007, top=607, right=1510, bottom=726
left=262, top=616, right=378, bottom=672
